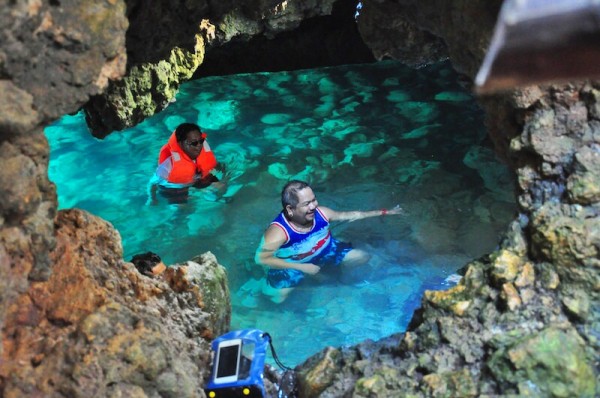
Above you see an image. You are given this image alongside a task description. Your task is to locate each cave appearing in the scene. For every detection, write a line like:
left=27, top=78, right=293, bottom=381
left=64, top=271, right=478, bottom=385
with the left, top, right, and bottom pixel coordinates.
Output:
left=0, top=0, right=598, bottom=397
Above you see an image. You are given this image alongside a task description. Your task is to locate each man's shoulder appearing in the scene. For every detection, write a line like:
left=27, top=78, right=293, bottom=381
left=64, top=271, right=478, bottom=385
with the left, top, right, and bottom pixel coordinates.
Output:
left=316, top=206, right=333, bottom=221
left=265, top=221, right=288, bottom=238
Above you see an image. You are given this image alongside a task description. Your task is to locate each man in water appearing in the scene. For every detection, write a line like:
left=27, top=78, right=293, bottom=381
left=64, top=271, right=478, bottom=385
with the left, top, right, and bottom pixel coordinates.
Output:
left=255, top=180, right=403, bottom=303
left=149, top=122, right=226, bottom=204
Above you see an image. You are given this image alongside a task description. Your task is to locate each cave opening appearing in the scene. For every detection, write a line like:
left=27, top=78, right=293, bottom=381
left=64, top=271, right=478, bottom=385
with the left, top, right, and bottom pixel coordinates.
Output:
left=194, top=0, right=375, bottom=78
left=45, top=58, right=515, bottom=367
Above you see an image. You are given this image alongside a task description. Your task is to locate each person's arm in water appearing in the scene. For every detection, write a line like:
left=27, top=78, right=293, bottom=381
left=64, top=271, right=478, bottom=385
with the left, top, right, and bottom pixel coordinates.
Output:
left=320, top=204, right=404, bottom=222
left=255, top=225, right=320, bottom=275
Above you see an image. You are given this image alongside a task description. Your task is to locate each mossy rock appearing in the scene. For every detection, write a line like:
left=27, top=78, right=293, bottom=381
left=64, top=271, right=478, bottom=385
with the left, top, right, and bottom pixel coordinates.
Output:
left=487, top=326, right=596, bottom=397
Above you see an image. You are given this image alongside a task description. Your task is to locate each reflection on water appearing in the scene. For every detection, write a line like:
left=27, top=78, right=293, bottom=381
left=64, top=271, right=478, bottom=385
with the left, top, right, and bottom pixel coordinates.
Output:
left=45, top=60, right=515, bottom=367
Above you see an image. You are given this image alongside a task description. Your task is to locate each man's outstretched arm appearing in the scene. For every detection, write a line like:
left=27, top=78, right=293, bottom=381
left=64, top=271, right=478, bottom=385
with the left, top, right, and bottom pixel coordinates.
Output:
left=320, top=204, right=404, bottom=222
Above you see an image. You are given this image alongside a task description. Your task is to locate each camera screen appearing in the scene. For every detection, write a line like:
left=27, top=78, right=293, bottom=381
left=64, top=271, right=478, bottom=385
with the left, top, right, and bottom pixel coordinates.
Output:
left=216, top=344, right=240, bottom=378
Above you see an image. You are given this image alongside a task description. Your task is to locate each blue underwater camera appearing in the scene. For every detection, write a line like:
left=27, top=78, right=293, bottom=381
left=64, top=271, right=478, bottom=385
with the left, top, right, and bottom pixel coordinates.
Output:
left=204, top=329, right=275, bottom=398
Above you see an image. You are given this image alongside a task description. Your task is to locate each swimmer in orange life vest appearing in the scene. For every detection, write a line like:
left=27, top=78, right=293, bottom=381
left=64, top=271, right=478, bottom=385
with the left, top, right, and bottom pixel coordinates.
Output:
left=149, top=123, right=226, bottom=204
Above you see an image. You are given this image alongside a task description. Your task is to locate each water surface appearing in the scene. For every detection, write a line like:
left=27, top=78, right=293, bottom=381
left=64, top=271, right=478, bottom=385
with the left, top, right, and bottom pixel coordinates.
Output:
left=46, top=60, right=515, bottom=367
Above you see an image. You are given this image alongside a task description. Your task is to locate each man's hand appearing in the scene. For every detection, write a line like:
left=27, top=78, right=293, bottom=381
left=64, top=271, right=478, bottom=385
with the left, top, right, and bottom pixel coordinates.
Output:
left=299, top=263, right=320, bottom=275
left=385, top=204, right=405, bottom=216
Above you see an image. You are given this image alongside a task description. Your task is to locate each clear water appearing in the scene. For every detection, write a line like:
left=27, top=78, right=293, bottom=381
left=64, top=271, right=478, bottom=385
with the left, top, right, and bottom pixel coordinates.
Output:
left=45, top=60, right=515, bottom=367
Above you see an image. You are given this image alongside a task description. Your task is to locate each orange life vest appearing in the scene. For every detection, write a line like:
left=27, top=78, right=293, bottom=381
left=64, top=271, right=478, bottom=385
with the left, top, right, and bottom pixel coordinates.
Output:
left=157, top=132, right=218, bottom=184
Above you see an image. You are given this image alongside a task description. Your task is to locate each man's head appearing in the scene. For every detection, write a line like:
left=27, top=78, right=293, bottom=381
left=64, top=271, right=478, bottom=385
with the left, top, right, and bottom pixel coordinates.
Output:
left=281, top=180, right=318, bottom=225
left=131, top=252, right=166, bottom=277
left=175, top=123, right=205, bottom=159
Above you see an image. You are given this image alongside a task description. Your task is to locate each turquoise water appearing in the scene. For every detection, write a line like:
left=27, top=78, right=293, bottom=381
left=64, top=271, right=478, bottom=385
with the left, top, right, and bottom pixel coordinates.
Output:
left=45, top=60, right=515, bottom=367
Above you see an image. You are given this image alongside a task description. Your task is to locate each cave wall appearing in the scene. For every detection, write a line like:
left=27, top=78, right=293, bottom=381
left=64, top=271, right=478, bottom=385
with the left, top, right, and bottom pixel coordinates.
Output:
left=0, top=0, right=598, bottom=397
left=83, top=0, right=366, bottom=137
left=0, top=0, right=128, bottom=358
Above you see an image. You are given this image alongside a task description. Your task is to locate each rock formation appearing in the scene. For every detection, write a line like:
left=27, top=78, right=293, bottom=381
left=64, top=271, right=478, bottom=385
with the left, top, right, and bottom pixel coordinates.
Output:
left=1, top=0, right=598, bottom=397
left=1, top=209, right=232, bottom=397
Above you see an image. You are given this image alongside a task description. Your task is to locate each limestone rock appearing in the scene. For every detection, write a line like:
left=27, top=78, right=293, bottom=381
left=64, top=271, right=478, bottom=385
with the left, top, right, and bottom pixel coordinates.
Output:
left=0, top=0, right=128, bottom=123
left=84, top=37, right=206, bottom=138
left=567, top=145, right=600, bottom=204
left=488, top=326, right=596, bottom=397
left=0, top=209, right=229, bottom=397
left=296, top=346, right=342, bottom=397
left=490, top=249, right=522, bottom=285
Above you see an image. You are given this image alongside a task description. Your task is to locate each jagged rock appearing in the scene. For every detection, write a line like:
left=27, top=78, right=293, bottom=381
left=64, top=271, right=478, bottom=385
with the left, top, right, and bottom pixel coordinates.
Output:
left=358, top=0, right=502, bottom=77
left=296, top=346, right=342, bottom=397
left=0, top=0, right=128, bottom=359
left=357, top=0, right=448, bottom=67
left=0, top=209, right=230, bottom=397
left=488, top=326, right=596, bottom=397
left=0, top=0, right=127, bottom=124
left=297, top=247, right=597, bottom=396
left=514, top=261, right=535, bottom=288
left=490, top=249, right=522, bottom=285
left=83, top=0, right=373, bottom=135
left=567, top=145, right=600, bottom=204
left=501, top=282, right=522, bottom=311
left=531, top=203, right=598, bottom=289
left=84, top=36, right=207, bottom=138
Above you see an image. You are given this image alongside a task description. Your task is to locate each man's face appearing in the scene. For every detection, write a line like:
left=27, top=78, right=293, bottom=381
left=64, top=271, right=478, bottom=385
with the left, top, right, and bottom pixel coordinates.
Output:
left=288, top=187, right=319, bottom=225
left=181, top=130, right=204, bottom=159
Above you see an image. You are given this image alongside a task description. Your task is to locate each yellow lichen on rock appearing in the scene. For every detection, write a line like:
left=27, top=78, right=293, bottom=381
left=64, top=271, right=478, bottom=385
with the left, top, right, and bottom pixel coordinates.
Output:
left=491, top=249, right=522, bottom=283
left=514, top=261, right=535, bottom=287
left=501, top=282, right=522, bottom=311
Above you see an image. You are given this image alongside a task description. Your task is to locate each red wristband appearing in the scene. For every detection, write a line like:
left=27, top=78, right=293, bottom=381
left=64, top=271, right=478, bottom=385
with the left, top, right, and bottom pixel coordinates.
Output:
left=381, top=208, right=387, bottom=215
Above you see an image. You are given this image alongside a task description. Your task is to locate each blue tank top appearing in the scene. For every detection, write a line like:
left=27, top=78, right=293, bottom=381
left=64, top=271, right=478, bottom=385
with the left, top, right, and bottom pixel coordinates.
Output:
left=271, top=207, right=331, bottom=263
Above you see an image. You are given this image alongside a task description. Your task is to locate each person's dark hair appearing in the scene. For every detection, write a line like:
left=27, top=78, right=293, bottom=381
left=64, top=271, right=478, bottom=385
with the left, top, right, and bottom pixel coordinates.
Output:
left=131, top=252, right=162, bottom=276
left=281, top=180, right=310, bottom=210
left=174, top=123, right=201, bottom=142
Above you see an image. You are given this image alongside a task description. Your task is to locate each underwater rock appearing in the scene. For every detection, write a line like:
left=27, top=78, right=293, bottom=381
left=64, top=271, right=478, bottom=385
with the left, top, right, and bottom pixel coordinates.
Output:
left=400, top=123, right=442, bottom=140
left=268, top=162, right=291, bottom=180
left=463, top=145, right=515, bottom=202
left=261, top=113, right=294, bottom=125
left=434, top=91, right=473, bottom=102
left=386, top=89, right=412, bottom=102
left=395, top=101, right=440, bottom=124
